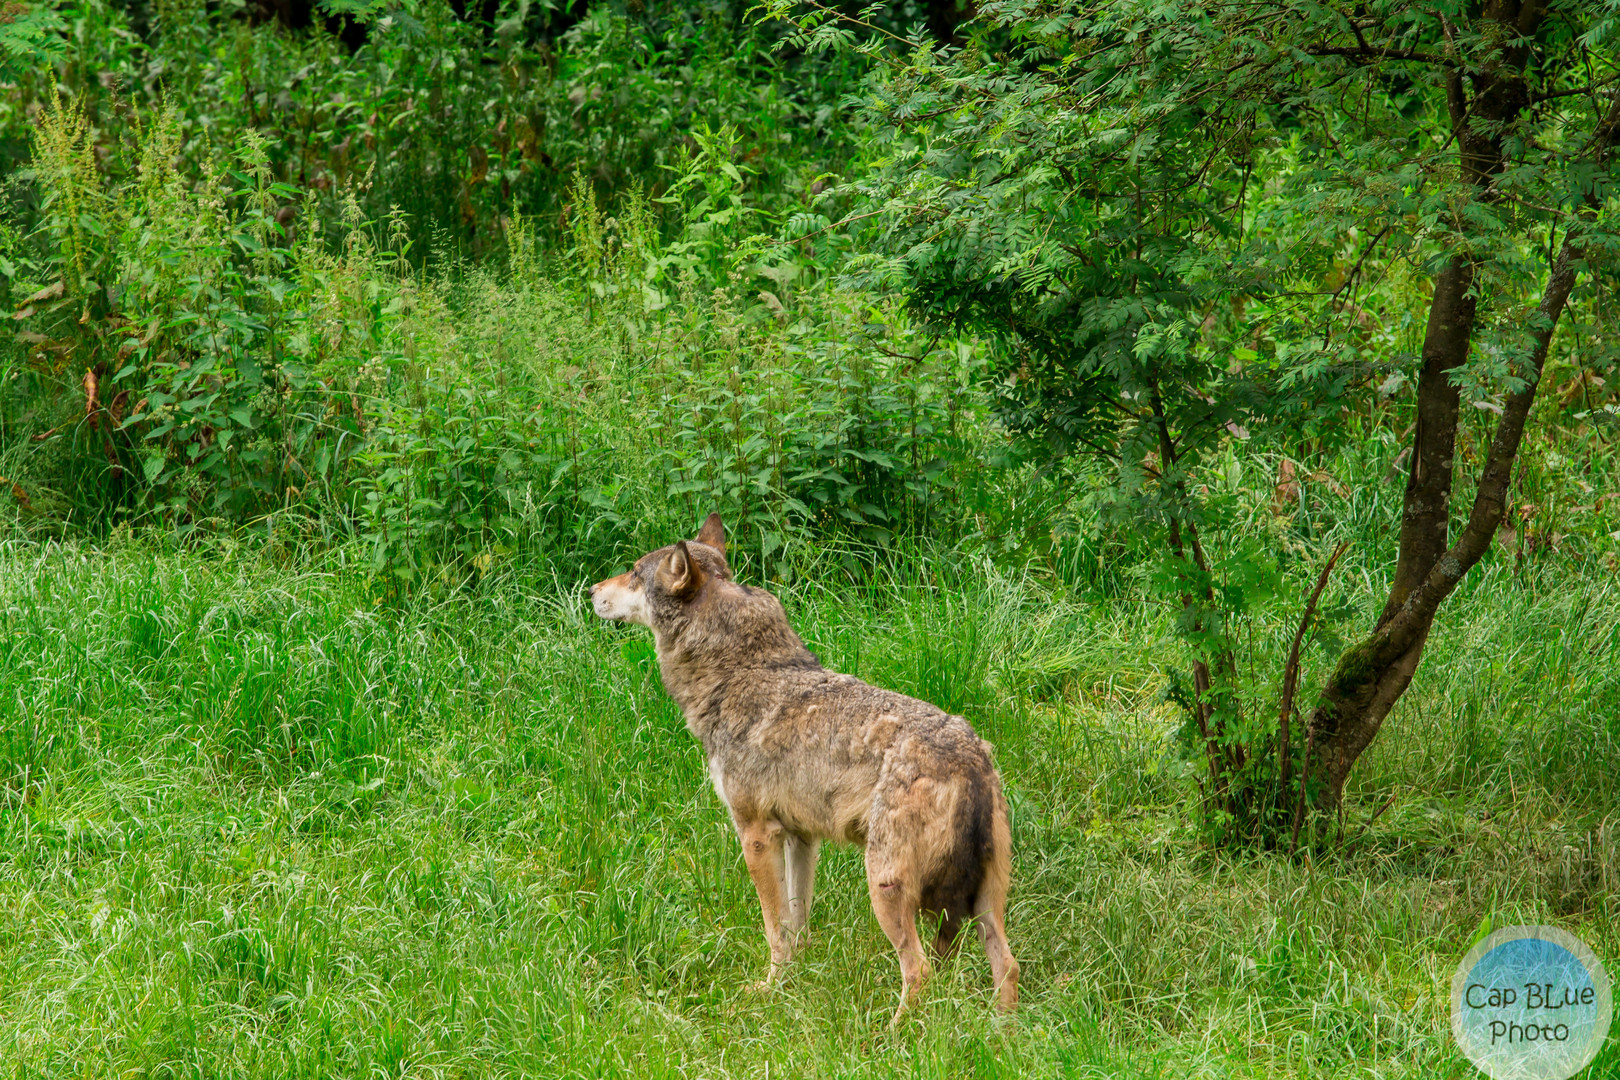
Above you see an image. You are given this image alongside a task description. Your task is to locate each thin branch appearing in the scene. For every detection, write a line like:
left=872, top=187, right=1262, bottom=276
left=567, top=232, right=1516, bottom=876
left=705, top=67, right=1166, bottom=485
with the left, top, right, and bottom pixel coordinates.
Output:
left=783, top=0, right=923, bottom=50
left=1331, top=226, right=1392, bottom=307
left=1305, top=45, right=1450, bottom=66
left=1278, top=541, right=1349, bottom=795
left=1530, top=72, right=1620, bottom=104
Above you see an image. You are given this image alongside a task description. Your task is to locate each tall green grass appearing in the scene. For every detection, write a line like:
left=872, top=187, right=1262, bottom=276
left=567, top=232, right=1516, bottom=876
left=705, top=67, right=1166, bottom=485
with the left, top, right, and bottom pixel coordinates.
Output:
left=2, top=537, right=1614, bottom=1078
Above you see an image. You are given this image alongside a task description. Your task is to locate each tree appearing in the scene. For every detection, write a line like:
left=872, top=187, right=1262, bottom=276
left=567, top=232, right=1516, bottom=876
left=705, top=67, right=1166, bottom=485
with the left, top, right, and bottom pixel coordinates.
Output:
left=767, top=0, right=1620, bottom=839
left=1284, top=3, right=1619, bottom=809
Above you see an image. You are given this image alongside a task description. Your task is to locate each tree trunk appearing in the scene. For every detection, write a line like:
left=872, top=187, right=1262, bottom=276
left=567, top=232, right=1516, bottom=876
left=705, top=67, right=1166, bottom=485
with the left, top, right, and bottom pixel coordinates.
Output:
left=1308, top=226, right=1596, bottom=807
left=1381, top=256, right=1473, bottom=624
left=1301, top=9, right=1620, bottom=810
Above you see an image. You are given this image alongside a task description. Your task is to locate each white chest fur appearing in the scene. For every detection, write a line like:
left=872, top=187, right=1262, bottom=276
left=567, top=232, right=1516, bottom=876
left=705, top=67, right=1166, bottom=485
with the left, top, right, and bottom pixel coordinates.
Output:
left=708, top=757, right=731, bottom=811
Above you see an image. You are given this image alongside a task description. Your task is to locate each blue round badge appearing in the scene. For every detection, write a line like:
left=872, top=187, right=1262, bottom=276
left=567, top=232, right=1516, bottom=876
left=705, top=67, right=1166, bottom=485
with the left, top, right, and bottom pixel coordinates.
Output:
left=1452, top=925, right=1611, bottom=1080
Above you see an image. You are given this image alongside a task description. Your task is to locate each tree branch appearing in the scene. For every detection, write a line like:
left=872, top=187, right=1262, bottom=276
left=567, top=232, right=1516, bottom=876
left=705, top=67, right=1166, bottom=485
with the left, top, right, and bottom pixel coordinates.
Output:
left=1278, top=541, right=1349, bottom=795
left=1305, top=45, right=1450, bottom=66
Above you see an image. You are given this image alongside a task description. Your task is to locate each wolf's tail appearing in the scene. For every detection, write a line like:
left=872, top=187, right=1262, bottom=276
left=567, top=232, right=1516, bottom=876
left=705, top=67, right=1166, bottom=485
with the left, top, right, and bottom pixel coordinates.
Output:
left=920, top=767, right=998, bottom=951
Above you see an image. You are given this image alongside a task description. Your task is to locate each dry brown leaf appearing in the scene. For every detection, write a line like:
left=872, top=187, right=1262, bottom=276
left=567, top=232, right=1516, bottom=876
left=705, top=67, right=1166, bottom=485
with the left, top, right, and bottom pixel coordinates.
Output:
left=22, top=280, right=64, bottom=305
left=1272, top=458, right=1300, bottom=515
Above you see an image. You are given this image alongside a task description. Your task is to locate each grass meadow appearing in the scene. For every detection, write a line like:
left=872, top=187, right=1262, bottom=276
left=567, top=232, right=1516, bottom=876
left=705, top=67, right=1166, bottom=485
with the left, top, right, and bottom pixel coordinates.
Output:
left=1, top=530, right=1616, bottom=1079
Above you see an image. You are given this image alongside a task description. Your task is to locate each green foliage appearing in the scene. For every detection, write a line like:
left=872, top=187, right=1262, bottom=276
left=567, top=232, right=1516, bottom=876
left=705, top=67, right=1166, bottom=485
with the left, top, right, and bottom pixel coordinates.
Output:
left=765, top=0, right=1620, bottom=842
left=0, top=0, right=867, bottom=262
left=4, top=0, right=1620, bottom=865
left=2, top=0, right=1619, bottom=1055
left=2, top=0, right=996, bottom=579
left=0, top=0, right=65, bottom=77
left=3, top=83, right=993, bottom=580
left=10, top=92, right=412, bottom=530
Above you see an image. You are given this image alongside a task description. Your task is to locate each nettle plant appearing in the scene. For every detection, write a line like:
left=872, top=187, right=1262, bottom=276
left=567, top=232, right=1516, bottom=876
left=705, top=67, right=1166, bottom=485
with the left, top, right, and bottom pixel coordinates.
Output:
left=589, top=131, right=986, bottom=576
left=10, top=90, right=418, bottom=533
left=0, top=0, right=870, bottom=268
left=771, top=0, right=1620, bottom=843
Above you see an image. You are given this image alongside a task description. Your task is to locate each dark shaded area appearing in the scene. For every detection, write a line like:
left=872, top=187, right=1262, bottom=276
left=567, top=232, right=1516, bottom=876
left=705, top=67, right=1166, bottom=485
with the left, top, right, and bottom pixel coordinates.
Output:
left=275, top=0, right=370, bottom=52
left=245, top=0, right=588, bottom=51
left=922, top=0, right=974, bottom=44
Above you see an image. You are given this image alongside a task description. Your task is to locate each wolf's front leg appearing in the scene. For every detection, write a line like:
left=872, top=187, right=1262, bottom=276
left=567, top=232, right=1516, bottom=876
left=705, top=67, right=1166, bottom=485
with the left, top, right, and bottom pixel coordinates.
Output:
left=736, top=817, right=791, bottom=986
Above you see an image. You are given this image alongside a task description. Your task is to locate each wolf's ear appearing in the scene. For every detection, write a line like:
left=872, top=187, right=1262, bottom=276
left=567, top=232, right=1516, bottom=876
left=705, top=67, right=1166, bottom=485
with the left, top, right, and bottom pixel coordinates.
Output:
left=696, top=512, right=725, bottom=554
left=661, top=540, right=705, bottom=595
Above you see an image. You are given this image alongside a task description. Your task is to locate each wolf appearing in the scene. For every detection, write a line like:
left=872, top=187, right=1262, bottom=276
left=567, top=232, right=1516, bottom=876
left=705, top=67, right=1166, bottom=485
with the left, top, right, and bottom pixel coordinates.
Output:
left=589, top=513, right=1018, bottom=1022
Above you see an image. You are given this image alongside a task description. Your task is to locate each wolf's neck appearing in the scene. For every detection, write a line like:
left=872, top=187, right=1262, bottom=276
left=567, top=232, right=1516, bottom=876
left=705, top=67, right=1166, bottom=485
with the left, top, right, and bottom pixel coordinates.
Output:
left=654, top=645, right=729, bottom=740
left=653, top=623, right=816, bottom=740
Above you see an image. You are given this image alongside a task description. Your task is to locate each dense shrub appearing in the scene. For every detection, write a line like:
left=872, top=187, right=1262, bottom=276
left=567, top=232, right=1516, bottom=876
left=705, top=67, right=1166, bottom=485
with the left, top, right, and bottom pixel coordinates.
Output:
left=0, top=0, right=865, bottom=262
left=0, top=88, right=994, bottom=579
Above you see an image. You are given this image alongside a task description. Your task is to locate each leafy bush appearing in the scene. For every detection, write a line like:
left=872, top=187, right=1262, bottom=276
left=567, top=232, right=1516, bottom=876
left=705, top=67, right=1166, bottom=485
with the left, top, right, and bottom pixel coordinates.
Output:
left=8, top=90, right=404, bottom=531
left=1, top=83, right=994, bottom=581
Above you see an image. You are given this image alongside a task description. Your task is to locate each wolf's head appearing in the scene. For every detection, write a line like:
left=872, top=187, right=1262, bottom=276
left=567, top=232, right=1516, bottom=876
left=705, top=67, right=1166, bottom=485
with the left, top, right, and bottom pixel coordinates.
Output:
left=589, top=513, right=730, bottom=628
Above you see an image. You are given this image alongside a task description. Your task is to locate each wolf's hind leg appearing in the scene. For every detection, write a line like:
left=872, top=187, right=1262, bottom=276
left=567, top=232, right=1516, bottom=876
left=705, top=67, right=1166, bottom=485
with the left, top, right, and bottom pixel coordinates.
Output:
left=976, top=808, right=1019, bottom=1011
left=783, top=833, right=820, bottom=942
left=974, top=896, right=1018, bottom=1012
left=736, top=818, right=791, bottom=986
left=865, top=847, right=929, bottom=1026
